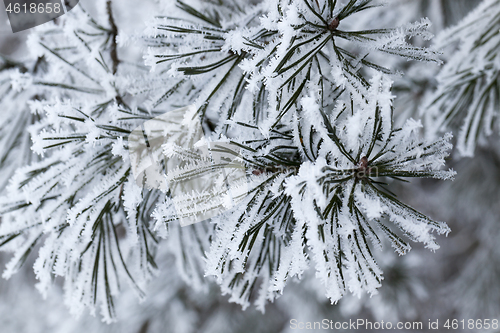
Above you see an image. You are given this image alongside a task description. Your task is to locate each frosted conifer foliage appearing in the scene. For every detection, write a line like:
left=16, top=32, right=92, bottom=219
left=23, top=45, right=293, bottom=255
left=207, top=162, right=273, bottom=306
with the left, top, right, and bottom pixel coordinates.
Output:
left=0, top=0, right=457, bottom=321
left=145, top=0, right=454, bottom=310
left=0, top=56, right=44, bottom=190
left=145, top=0, right=442, bottom=133
left=167, top=75, right=455, bottom=309
left=424, top=0, right=500, bottom=156
left=0, top=6, right=160, bottom=322
left=285, top=75, right=454, bottom=302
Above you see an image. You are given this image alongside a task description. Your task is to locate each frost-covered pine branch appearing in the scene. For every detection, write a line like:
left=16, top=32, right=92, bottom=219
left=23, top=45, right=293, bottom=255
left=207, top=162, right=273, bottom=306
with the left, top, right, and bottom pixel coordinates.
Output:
left=0, top=55, right=46, bottom=190
left=0, top=0, right=456, bottom=322
left=143, top=0, right=442, bottom=131
left=424, top=0, right=500, bottom=156
left=142, top=0, right=454, bottom=310
left=155, top=74, right=454, bottom=309
left=0, top=4, right=161, bottom=322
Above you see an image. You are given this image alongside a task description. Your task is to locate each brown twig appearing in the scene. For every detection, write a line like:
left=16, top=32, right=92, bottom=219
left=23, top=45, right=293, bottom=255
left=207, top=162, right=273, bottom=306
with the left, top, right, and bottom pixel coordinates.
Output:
left=106, top=1, right=120, bottom=75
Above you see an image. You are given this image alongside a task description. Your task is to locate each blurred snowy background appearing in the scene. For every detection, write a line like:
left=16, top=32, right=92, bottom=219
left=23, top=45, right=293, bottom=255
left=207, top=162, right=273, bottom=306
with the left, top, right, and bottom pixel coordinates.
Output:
left=1, top=0, right=499, bottom=332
